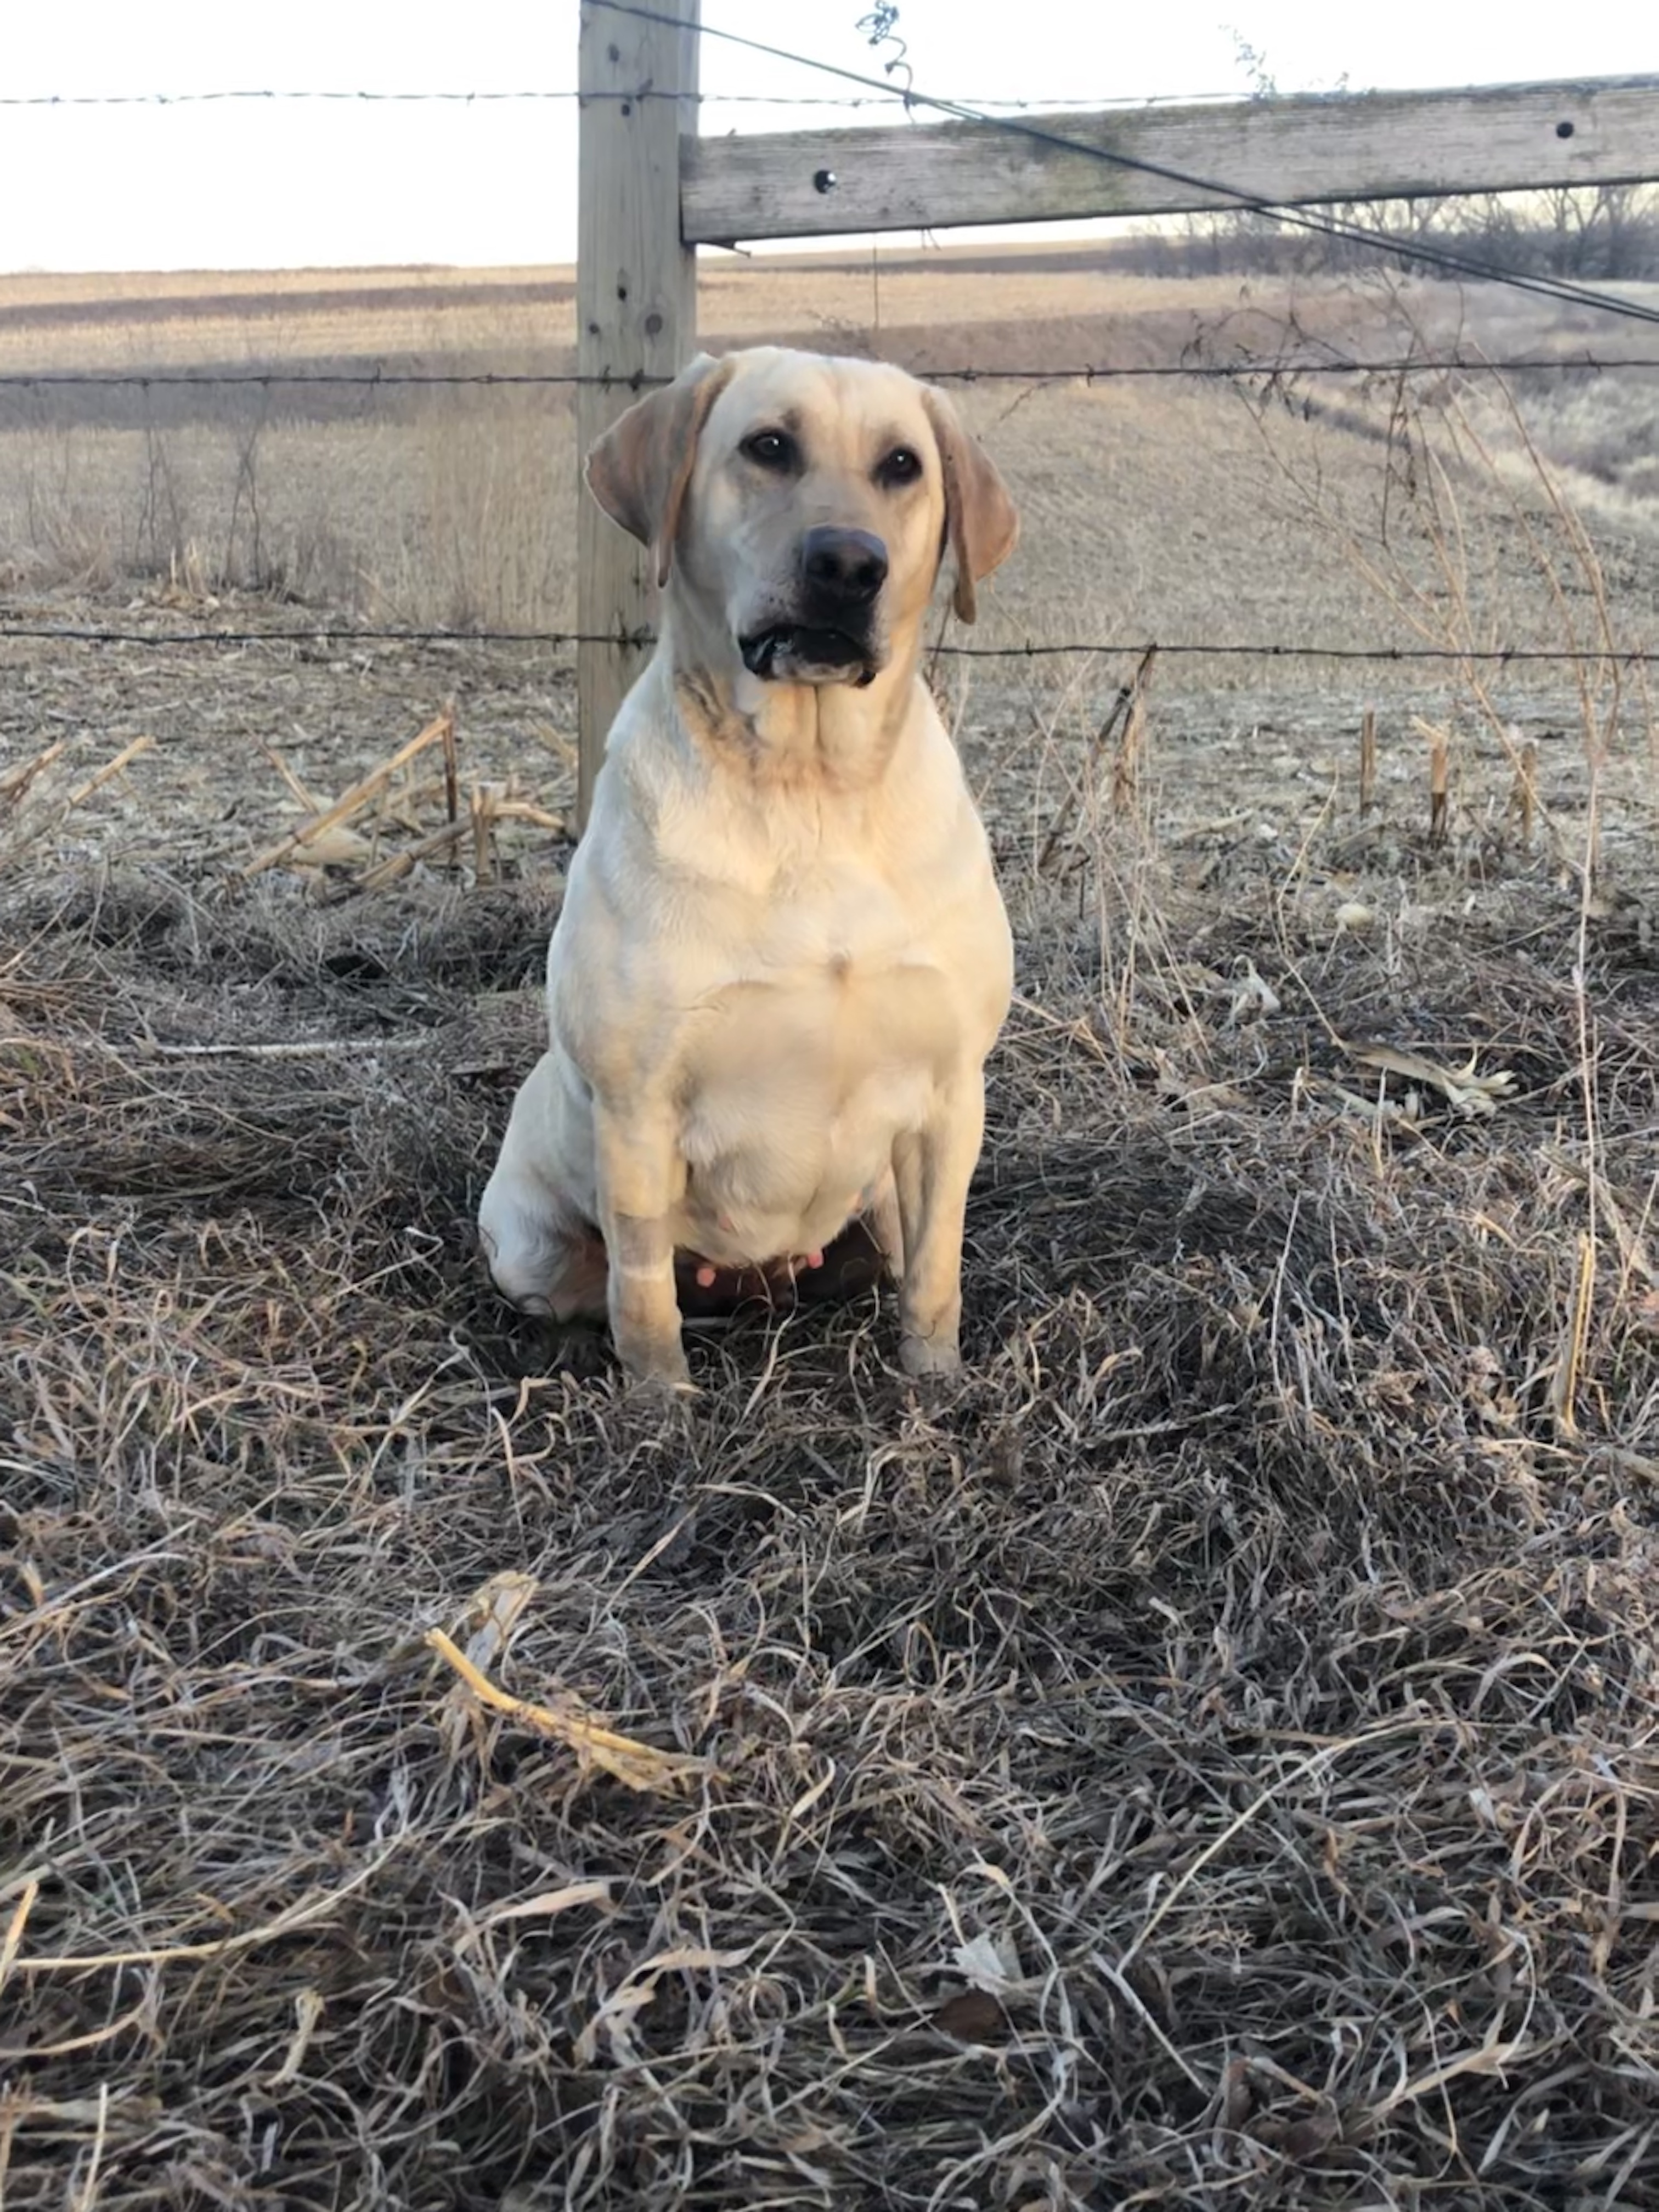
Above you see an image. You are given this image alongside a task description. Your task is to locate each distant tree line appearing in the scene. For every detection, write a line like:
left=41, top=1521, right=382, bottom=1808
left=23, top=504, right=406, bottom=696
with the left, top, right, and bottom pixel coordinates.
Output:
left=1108, top=185, right=1659, bottom=283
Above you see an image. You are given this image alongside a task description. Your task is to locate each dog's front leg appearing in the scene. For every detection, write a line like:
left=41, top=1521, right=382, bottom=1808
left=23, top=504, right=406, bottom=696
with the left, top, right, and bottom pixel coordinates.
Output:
left=891, top=1071, right=985, bottom=1380
left=593, top=1103, right=692, bottom=1392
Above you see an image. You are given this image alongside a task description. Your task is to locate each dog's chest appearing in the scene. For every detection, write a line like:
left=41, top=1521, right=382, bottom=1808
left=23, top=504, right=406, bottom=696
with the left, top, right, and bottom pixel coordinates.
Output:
left=675, top=872, right=968, bottom=1164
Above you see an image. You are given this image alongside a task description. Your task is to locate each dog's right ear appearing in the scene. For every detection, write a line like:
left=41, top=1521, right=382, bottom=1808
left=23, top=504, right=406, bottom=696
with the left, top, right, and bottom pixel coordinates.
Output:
left=585, top=352, right=736, bottom=588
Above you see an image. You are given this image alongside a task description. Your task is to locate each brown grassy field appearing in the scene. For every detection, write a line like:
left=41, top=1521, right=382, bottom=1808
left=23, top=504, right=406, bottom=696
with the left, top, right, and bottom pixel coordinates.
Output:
left=3, top=250, right=1657, bottom=640
left=4, top=249, right=1659, bottom=2209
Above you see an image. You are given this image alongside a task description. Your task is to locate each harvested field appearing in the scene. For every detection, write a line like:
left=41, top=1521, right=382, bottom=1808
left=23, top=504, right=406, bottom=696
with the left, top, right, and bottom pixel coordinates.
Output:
left=4, top=248, right=1659, bottom=2209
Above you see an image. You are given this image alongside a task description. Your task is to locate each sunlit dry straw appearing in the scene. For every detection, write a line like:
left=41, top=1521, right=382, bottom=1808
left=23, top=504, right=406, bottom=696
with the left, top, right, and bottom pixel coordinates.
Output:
left=425, top=1629, right=710, bottom=1794
left=1550, top=1227, right=1597, bottom=1438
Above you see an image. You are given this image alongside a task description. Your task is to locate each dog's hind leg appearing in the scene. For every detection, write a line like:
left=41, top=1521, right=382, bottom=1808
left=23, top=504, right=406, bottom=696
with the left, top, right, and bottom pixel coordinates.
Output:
left=478, top=1174, right=610, bottom=1320
left=478, top=1053, right=610, bottom=1321
left=479, top=1199, right=610, bottom=1320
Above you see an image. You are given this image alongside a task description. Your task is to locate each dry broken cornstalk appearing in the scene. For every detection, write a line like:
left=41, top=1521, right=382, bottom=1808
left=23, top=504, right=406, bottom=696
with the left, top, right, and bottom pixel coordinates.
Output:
left=242, top=710, right=454, bottom=878
left=259, top=743, right=330, bottom=817
left=1112, top=683, right=1148, bottom=817
left=471, top=782, right=498, bottom=885
left=1550, top=1230, right=1596, bottom=1439
left=442, top=705, right=460, bottom=839
left=1, top=735, right=156, bottom=867
left=1512, top=738, right=1539, bottom=851
left=1304, top=1071, right=1428, bottom=1135
left=0, top=741, right=67, bottom=811
left=66, top=735, right=156, bottom=810
left=342, top=820, right=471, bottom=897
left=1412, top=717, right=1451, bottom=844
left=1359, top=707, right=1376, bottom=816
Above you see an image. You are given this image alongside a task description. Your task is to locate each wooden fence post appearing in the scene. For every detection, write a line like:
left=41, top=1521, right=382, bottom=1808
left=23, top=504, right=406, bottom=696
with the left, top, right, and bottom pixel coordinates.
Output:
left=576, top=0, right=700, bottom=831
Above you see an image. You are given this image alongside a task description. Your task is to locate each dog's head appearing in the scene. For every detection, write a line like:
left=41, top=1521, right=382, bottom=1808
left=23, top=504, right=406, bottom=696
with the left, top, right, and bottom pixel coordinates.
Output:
left=586, top=347, right=1018, bottom=689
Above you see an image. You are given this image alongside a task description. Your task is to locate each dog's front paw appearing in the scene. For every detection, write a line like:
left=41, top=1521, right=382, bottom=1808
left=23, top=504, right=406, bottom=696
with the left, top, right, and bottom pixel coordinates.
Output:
left=616, top=1333, right=696, bottom=1398
left=898, top=1329, right=962, bottom=1382
left=613, top=1353, right=699, bottom=1440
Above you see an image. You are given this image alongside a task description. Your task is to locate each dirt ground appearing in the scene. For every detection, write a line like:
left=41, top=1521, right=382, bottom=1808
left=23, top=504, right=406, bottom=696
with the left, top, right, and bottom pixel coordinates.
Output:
left=4, top=251, right=1659, bottom=2209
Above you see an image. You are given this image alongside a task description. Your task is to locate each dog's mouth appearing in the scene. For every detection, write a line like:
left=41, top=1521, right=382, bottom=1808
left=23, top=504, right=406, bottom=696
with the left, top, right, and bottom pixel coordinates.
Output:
left=738, top=624, right=879, bottom=688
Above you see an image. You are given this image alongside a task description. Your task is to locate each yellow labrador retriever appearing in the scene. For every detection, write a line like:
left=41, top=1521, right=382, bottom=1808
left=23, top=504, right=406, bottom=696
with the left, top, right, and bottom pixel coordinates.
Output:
left=478, top=346, right=1018, bottom=1390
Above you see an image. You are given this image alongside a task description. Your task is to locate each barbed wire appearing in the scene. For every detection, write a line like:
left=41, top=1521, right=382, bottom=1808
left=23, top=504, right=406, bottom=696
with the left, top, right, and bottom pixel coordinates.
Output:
left=9, top=13, right=1658, bottom=336
left=2, top=356, right=1655, bottom=394
left=1, top=620, right=1651, bottom=666
left=0, top=86, right=1246, bottom=110
left=10, top=24, right=1658, bottom=341
left=5, top=31, right=1657, bottom=685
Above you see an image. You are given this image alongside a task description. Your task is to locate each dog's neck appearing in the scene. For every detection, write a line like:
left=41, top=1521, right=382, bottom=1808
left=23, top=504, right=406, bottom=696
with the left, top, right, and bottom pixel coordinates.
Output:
left=657, top=603, right=927, bottom=794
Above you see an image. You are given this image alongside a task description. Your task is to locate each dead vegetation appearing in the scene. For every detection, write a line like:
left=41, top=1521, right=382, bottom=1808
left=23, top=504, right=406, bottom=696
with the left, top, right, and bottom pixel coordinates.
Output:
left=4, top=249, right=1659, bottom=2208
left=4, top=610, right=1659, bottom=2208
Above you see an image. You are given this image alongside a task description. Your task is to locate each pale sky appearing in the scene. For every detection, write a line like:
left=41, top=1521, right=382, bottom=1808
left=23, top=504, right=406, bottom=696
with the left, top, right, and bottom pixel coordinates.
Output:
left=1, top=0, right=1652, bottom=271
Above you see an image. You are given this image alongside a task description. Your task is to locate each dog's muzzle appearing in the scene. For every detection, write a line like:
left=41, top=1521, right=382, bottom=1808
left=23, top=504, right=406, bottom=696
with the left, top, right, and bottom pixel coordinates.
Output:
left=740, top=625, right=878, bottom=686
left=739, top=526, right=889, bottom=688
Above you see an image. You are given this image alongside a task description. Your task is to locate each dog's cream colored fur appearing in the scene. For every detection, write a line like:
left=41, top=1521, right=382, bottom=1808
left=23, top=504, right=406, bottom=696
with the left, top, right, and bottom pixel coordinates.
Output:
left=478, top=347, right=1018, bottom=1389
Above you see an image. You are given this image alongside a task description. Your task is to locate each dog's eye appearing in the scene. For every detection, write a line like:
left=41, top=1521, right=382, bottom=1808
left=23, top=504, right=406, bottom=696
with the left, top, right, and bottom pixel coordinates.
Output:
left=742, top=430, right=797, bottom=471
left=877, top=447, right=923, bottom=488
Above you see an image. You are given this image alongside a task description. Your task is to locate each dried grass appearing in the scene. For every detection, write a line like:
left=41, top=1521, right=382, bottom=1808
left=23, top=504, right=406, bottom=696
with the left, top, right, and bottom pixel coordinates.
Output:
left=4, top=251, right=1659, bottom=2207
left=5, top=715, right=1659, bottom=2207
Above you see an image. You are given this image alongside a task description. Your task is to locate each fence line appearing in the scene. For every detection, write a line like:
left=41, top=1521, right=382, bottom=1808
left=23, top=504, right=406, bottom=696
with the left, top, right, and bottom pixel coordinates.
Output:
left=0, top=87, right=1245, bottom=110
left=1, top=622, right=1651, bottom=668
left=604, top=1, right=1659, bottom=328
left=14, top=54, right=1659, bottom=331
left=5, top=30, right=1658, bottom=702
left=568, top=8, right=1659, bottom=809
left=2, top=356, right=1657, bottom=393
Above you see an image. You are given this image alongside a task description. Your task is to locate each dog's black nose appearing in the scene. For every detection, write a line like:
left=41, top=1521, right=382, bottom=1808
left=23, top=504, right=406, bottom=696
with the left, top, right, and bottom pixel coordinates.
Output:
left=800, top=527, right=889, bottom=608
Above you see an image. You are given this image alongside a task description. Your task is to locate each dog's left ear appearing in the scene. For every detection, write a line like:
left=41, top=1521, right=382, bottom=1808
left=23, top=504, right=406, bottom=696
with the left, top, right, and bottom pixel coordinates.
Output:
left=585, top=352, right=737, bottom=588
left=923, top=388, right=1019, bottom=624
